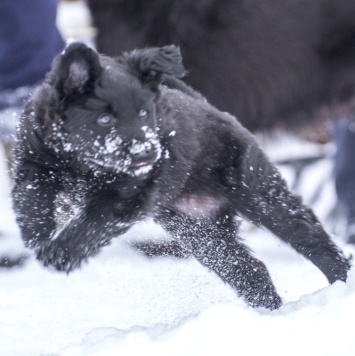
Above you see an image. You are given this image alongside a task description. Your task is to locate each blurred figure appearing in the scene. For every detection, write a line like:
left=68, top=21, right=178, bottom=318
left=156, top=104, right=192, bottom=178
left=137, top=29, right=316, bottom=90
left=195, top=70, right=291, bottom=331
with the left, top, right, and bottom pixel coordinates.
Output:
left=334, top=118, right=355, bottom=244
left=0, top=0, right=65, bottom=267
left=86, top=0, right=355, bottom=133
left=0, top=0, right=65, bottom=144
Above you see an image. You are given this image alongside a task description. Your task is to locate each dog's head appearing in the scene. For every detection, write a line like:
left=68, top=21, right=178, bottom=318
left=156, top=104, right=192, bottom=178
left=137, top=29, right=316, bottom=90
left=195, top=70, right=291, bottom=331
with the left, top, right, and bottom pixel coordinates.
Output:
left=45, top=42, right=185, bottom=177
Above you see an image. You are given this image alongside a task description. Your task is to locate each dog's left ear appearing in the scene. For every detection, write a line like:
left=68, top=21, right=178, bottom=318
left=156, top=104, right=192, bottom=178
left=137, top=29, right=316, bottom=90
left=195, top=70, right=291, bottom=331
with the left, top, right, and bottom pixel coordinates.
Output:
left=51, top=42, right=102, bottom=102
left=122, top=45, right=186, bottom=91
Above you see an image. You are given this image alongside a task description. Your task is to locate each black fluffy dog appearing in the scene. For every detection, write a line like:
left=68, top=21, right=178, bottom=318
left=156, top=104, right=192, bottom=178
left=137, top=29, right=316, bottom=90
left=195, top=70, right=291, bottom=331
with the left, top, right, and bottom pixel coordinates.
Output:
left=87, top=0, right=355, bottom=132
left=12, top=43, right=350, bottom=310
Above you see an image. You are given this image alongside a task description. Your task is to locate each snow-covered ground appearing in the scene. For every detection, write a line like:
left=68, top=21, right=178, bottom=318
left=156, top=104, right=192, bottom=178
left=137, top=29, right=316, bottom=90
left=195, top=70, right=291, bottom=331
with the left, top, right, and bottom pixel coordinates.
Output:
left=0, top=1, right=354, bottom=355
left=1, top=134, right=354, bottom=356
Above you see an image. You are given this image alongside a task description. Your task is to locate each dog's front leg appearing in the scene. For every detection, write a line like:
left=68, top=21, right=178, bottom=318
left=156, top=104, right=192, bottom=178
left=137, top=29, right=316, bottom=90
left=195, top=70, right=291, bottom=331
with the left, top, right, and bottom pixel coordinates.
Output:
left=36, top=192, right=134, bottom=272
left=157, top=210, right=282, bottom=310
left=12, top=162, right=60, bottom=249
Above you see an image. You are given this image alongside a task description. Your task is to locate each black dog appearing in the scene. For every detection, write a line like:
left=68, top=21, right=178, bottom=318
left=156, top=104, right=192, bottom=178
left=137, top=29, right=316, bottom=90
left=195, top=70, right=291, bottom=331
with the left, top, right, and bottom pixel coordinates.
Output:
left=12, top=43, right=350, bottom=310
left=87, top=0, right=355, bottom=132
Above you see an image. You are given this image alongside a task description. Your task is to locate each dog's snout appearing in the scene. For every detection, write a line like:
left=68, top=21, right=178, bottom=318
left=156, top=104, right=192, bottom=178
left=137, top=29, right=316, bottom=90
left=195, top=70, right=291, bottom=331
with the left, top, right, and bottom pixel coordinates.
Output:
left=129, top=141, right=156, bottom=163
left=134, top=147, right=152, bottom=159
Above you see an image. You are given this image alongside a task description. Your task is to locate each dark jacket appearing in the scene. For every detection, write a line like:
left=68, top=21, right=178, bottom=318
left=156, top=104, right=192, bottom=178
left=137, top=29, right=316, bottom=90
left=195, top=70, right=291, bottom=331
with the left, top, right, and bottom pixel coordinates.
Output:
left=0, top=0, right=65, bottom=90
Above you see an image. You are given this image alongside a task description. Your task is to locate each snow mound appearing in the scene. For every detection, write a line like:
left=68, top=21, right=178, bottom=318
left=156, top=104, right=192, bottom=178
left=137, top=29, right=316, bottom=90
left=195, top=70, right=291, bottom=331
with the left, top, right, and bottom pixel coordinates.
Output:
left=59, top=268, right=355, bottom=356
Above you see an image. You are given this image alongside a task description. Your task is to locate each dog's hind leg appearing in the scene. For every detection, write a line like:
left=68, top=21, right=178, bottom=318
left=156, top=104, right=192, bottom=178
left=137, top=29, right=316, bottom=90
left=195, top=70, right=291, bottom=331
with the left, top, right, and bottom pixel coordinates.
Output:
left=232, top=145, right=351, bottom=283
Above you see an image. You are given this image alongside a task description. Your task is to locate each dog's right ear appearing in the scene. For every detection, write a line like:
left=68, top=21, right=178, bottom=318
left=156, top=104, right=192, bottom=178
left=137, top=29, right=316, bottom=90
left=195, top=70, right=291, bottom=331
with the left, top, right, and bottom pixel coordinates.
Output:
left=51, top=42, right=102, bottom=101
left=121, top=45, right=186, bottom=92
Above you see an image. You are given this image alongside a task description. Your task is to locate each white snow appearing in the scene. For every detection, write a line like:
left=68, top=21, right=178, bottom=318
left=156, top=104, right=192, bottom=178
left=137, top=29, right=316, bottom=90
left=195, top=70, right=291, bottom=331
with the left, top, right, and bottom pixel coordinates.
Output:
left=1, top=136, right=355, bottom=356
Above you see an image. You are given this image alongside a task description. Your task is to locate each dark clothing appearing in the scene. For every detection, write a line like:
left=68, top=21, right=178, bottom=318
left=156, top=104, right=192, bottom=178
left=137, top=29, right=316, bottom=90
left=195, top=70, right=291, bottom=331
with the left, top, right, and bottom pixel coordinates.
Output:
left=0, top=0, right=65, bottom=90
left=334, top=119, right=355, bottom=222
left=0, top=0, right=64, bottom=143
left=334, top=118, right=355, bottom=244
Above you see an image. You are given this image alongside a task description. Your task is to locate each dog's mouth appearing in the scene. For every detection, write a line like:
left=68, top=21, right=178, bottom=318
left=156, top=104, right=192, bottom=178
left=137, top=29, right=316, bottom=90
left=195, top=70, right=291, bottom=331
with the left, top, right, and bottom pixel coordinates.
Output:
left=130, top=161, right=152, bottom=168
left=82, top=152, right=158, bottom=177
left=128, top=155, right=159, bottom=176
left=129, top=153, right=158, bottom=169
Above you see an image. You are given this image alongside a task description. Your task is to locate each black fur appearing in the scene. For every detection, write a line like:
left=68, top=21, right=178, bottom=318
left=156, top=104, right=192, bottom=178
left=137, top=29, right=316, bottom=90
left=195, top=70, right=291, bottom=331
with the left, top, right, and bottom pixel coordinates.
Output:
left=12, top=43, right=350, bottom=310
left=87, top=0, right=355, bottom=132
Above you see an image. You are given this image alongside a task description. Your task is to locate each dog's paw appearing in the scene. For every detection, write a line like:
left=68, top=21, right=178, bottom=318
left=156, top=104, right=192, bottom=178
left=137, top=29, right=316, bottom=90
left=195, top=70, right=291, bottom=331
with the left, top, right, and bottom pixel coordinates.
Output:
left=36, top=240, right=84, bottom=273
left=246, top=285, right=283, bottom=311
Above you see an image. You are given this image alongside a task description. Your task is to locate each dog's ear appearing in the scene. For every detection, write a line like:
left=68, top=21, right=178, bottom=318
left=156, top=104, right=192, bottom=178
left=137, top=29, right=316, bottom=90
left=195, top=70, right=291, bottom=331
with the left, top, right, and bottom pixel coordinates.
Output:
left=52, top=42, right=102, bottom=101
left=122, top=45, right=186, bottom=91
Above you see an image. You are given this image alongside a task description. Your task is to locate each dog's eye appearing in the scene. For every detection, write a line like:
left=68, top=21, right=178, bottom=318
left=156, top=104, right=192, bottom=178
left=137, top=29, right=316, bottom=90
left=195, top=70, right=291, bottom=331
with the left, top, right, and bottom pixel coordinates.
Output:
left=97, top=114, right=114, bottom=127
left=138, top=109, right=148, bottom=118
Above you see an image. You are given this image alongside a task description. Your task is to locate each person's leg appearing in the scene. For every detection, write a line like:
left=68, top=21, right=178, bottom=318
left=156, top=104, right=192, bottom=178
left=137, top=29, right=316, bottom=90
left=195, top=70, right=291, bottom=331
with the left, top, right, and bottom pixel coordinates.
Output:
left=334, top=118, right=355, bottom=243
left=0, top=0, right=65, bottom=267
